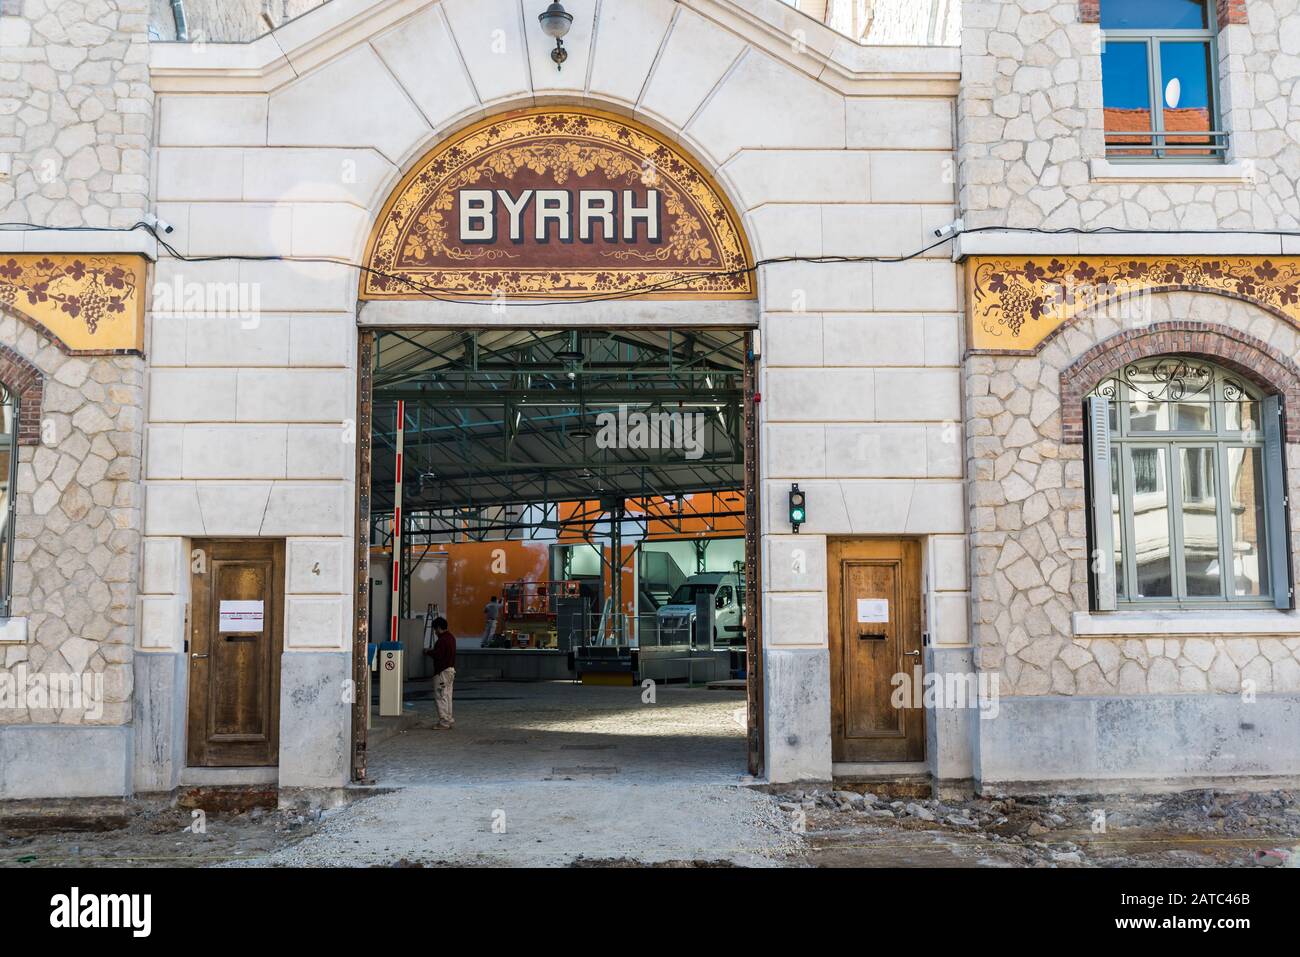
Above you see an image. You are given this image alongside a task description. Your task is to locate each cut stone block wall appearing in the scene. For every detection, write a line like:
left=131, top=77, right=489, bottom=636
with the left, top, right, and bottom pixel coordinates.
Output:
left=147, top=0, right=966, bottom=784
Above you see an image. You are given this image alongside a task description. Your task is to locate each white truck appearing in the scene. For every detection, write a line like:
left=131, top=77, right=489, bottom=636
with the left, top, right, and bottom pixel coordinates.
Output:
left=654, top=571, right=744, bottom=648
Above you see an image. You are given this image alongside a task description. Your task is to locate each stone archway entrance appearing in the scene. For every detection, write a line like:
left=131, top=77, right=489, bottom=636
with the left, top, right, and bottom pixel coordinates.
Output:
left=349, top=107, right=763, bottom=784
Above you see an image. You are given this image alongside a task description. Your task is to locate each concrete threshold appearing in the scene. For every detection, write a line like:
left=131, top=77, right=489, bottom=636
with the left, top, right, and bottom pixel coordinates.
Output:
left=831, top=762, right=934, bottom=799
left=833, top=761, right=930, bottom=779
left=179, top=767, right=278, bottom=787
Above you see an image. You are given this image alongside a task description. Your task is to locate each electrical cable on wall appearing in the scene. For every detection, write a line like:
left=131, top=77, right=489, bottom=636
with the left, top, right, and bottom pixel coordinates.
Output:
left=5, top=220, right=1300, bottom=307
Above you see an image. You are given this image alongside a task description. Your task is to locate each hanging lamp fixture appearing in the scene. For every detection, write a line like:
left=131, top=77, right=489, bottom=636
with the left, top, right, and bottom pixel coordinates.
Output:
left=538, top=2, right=574, bottom=71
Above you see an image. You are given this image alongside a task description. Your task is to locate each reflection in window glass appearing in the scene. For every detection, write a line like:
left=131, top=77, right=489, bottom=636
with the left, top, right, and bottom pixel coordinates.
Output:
left=1102, top=41, right=1155, bottom=156
left=1228, top=447, right=1268, bottom=597
left=1111, top=455, right=1125, bottom=600
left=1101, top=1, right=1220, bottom=160
left=1091, top=357, right=1275, bottom=606
left=1159, top=41, right=1215, bottom=156
left=1101, top=0, right=1209, bottom=30
left=1224, top=396, right=1260, bottom=434
left=1131, top=447, right=1174, bottom=597
left=1179, top=447, right=1221, bottom=596
left=0, top=386, right=14, bottom=616
left=1132, top=446, right=1164, bottom=494
left=1178, top=401, right=1212, bottom=431
left=1127, top=397, right=1214, bottom=432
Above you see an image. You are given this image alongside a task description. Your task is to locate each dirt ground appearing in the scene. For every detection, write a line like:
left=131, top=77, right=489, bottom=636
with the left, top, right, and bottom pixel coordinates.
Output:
left=775, top=786, right=1300, bottom=868
left=2, top=679, right=1297, bottom=867
left=0, top=797, right=331, bottom=867
left=7, top=783, right=1297, bottom=868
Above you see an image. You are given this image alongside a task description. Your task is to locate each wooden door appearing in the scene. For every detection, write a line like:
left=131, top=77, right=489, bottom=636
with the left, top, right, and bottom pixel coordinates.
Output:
left=188, top=540, right=285, bottom=767
left=828, top=538, right=924, bottom=763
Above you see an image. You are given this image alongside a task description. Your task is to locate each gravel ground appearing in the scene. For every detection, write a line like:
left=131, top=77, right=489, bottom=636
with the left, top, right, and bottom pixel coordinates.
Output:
left=366, top=678, right=749, bottom=786
left=251, top=781, right=797, bottom=867
left=242, top=679, right=796, bottom=867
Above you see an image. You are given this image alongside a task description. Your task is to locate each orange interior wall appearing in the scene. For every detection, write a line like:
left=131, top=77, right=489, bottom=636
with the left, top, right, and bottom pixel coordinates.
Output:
left=642, top=492, right=745, bottom=538
left=441, top=540, right=550, bottom=638
left=557, top=492, right=745, bottom=542
left=380, top=493, right=743, bottom=639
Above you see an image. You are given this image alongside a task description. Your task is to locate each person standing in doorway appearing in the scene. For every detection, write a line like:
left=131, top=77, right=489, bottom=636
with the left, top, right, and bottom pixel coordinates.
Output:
left=482, top=595, right=502, bottom=646
left=430, top=617, right=456, bottom=730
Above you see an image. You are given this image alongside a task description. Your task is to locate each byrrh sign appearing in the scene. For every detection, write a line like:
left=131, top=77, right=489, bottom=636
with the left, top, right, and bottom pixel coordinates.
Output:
left=458, top=186, right=664, bottom=245
left=362, top=109, right=754, bottom=300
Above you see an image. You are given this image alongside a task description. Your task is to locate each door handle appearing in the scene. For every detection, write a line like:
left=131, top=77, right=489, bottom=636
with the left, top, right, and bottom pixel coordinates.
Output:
left=904, top=650, right=920, bottom=657
left=191, top=653, right=209, bottom=660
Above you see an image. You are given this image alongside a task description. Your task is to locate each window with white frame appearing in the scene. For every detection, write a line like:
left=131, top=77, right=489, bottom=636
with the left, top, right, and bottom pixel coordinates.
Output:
left=1085, top=357, right=1292, bottom=610
left=1101, top=0, right=1226, bottom=161
left=0, top=385, right=15, bottom=618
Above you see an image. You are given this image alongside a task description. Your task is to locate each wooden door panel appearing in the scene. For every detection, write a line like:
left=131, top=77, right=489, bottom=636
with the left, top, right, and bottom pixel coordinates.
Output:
left=828, top=538, right=924, bottom=763
left=843, top=561, right=900, bottom=738
left=211, top=561, right=269, bottom=739
left=188, top=540, right=284, bottom=767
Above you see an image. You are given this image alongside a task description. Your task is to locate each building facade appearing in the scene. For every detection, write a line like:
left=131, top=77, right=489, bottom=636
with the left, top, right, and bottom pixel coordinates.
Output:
left=956, top=0, right=1300, bottom=786
left=0, top=0, right=1296, bottom=799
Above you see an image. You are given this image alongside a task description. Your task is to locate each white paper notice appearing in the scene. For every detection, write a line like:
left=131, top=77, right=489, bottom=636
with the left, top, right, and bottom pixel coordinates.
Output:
left=856, top=599, right=889, bottom=624
left=219, top=600, right=264, bottom=633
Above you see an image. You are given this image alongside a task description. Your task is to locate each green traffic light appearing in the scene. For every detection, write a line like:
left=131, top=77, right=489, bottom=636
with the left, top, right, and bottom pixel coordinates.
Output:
left=789, top=483, right=805, bottom=528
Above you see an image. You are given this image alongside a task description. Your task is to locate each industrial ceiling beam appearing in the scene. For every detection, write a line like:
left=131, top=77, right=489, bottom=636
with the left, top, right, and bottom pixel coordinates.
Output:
left=375, top=388, right=743, bottom=406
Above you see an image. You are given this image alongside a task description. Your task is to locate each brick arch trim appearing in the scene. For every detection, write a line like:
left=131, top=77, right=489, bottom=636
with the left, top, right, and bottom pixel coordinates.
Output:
left=0, top=341, right=44, bottom=447
left=1059, top=321, right=1300, bottom=444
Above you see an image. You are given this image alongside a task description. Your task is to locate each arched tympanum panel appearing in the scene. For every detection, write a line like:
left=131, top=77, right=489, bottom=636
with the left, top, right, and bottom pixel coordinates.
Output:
left=360, top=108, right=755, bottom=301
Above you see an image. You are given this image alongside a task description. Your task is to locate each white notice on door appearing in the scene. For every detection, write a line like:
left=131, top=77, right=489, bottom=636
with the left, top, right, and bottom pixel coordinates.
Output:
left=856, top=598, right=888, bottom=623
left=219, top=600, right=264, bottom=633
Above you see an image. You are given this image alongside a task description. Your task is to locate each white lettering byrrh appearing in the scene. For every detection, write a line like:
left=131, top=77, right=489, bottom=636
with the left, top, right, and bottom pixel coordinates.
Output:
left=459, top=188, right=662, bottom=244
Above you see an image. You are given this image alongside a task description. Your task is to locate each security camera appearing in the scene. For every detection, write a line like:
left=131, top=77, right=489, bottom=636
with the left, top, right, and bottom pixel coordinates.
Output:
left=143, top=213, right=175, bottom=235
left=932, top=218, right=964, bottom=241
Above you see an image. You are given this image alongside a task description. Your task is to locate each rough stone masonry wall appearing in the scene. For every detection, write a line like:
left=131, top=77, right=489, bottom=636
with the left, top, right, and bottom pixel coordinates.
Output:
left=0, top=0, right=153, bottom=228
left=965, top=291, right=1300, bottom=697
left=958, top=0, right=1300, bottom=230
left=1, top=311, right=143, bottom=726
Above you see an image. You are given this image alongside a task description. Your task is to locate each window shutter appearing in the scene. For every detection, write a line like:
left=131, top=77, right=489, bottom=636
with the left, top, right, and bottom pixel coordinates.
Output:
left=1262, top=395, right=1293, bottom=610
left=1086, top=396, right=1117, bottom=611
